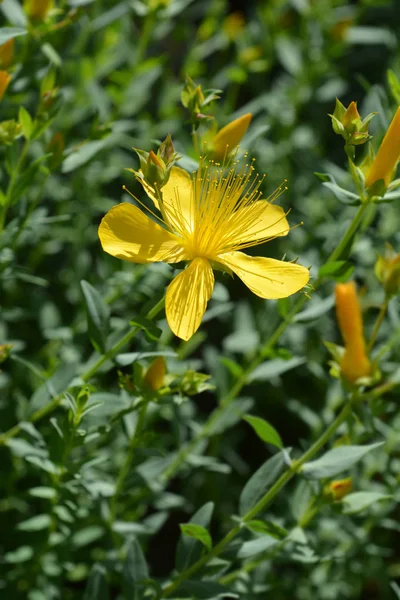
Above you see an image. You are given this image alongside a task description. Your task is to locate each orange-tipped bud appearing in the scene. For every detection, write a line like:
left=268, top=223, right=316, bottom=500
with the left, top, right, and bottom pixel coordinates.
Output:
left=212, top=113, right=252, bottom=160
left=365, top=107, right=400, bottom=189
left=342, top=101, right=360, bottom=128
left=0, top=39, right=14, bottom=69
left=324, top=478, right=353, bottom=501
left=0, top=71, right=11, bottom=101
left=335, top=282, right=371, bottom=383
left=144, top=357, right=166, bottom=391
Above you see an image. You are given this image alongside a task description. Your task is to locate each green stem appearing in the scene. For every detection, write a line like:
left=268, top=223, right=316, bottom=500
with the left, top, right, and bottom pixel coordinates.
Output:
left=367, top=297, right=389, bottom=353
left=109, top=398, right=150, bottom=524
left=135, top=9, right=156, bottom=66
left=0, top=139, right=30, bottom=234
left=162, top=401, right=353, bottom=597
left=0, top=297, right=165, bottom=445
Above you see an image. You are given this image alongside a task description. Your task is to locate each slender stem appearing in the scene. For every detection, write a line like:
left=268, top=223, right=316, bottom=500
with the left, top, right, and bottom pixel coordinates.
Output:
left=109, top=399, right=149, bottom=523
left=367, top=297, right=389, bottom=353
left=162, top=401, right=353, bottom=597
left=0, top=297, right=165, bottom=445
left=0, top=139, right=30, bottom=234
left=135, top=9, right=156, bottom=66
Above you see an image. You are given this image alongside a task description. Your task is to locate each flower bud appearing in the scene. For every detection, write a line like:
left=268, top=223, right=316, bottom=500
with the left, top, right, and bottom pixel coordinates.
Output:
left=365, top=106, right=400, bottom=191
left=324, top=478, right=352, bottom=501
left=0, top=119, right=21, bottom=145
left=212, top=113, right=252, bottom=161
left=132, top=135, right=179, bottom=191
left=24, top=0, right=53, bottom=20
left=0, top=344, right=12, bottom=363
left=330, top=98, right=375, bottom=147
left=335, top=282, right=371, bottom=383
left=375, top=245, right=400, bottom=297
left=0, top=39, right=14, bottom=70
left=0, top=71, right=11, bottom=101
left=144, top=357, right=166, bottom=391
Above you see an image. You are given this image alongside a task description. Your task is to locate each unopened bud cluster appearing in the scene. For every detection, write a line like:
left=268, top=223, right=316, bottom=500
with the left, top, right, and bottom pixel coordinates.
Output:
left=375, top=245, right=400, bottom=298
left=132, top=134, right=179, bottom=191
left=331, top=99, right=375, bottom=148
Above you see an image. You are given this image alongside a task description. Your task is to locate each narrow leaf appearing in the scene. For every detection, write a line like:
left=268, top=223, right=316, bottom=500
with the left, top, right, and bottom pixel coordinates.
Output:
left=302, top=442, right=384, bottom=480
left=123, top=538, right=149, bottom=594
left=342, top=491, right=392, bottom=514
left=239, top=452, right=286, bottom=516
left=81, top=280, right=110, bottom=353
left=180, top=524, right=212, bottom=551
left=176, top=502, right=214, bottom=572
left=244, top=415, right=283, bottom=449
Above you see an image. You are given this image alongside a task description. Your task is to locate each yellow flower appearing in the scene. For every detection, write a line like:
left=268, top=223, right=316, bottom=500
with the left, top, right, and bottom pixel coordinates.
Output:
left=335, top=282, right=371, bottom=382
left=365, top=106, right=400, bottom=189
left=99, top=160, right=309, bottom=340
left=0, top=39, right=14, bottom=70
left=212, top=114, right=252, bottom=161
left=0, top=70, right=10, bottom=101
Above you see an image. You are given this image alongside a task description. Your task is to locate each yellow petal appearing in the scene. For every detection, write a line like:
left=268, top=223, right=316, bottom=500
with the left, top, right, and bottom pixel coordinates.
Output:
left=98, top=203, right=187, bottom=264
left=226, top=201, right=289, bottom=247
left=365, top=107, right=400, bottom=188
left=160, top=166, right=194, bottom=235
left=212, top=113, right=252, bottom=160
left=166, top=257, right=214, bottom=340
left=219, top=251, right=309, bottom=299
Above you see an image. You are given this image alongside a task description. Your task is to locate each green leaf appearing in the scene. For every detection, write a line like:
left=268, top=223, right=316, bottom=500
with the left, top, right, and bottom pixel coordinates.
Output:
left=245, top=519, right=288, bottom=539
left=72, top=526, right=104, bottom=548
left=62, top=139, right=108, bottom=173
left=28, top=487, right=57, bottom=500
left=5, top=546, right=33, bottom=563
left=239, top=452, right=286, bottom=516
left=17, top=514, right=52, bottom=531
left=0, top=27, right=27, bottom=44
left=180, top=524, right=212, bottom=551
left=238, top=535, right=278, bottom=559
left=219, top=356, right=244, bottom=378
left=323, top=182, right=360, bottom=206
left=244, top=415, right=283, bottom=449
left=342, top=491, right=392, bottom=514
left=206, top=397, right=253, bottom=435
left=294, top=296, right=335, bottom=323
left=248, top=357, right=305, bottom=382
left=302, top=442, right=384, bottom=480
left=318, top=261, right=355, bottom=282
left=130, top=315, right=162, bottom=341
left=81, top=280, right=110, bottom=353
left=84, top=564, right=109, bottom=600
left=176, top=502, right=214, bottom=572
left=18, top=106, right=33, bottom=140
left=123, top=538, right=149, bottom=595
left=180, top=580, right=229, bottom=599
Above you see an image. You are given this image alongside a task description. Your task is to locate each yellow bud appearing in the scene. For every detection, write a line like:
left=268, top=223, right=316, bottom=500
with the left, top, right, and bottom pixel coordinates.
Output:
left=222, top=12, right=245, bottom=41
left=0, top=39, right=14, bottom=69
left=212, top=113, right=252, bottom=161
left=365, top=106, right=400, bottom=189
left=144, top=357, right=166, bottom=391
left=24, top=0, right=53, bottom=20
left=375, top=246, right=400, bottom=297
left=324, top=478, right=352, bottom=501
left=342, top=101, right=361, bottom=128
left=0, top=71, right=11, bottom=101
left=335, top=282, right=371, bottom=383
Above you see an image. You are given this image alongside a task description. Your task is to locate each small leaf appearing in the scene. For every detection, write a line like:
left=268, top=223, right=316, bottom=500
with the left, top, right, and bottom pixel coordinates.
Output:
left=180, top=524, right=212, bottom=551
left=318, top=261, right=354, bottom=282
left=239, top=452, right=286, bottom=516
left=17, top=514, right=52, bottom=531
left=342, top=491, right=392, bottom=514
left=248, top=357, right=305, bottom=382
left=18, top=106, right=33, bottom=140
left=81, top=280, right=110, bottom=353
left=244, top=415, right=283, bottom=449
left=130, top=315, right=162, bottom=341
left=84, top=564, right=109, bottom=600
left=180, top=580, right=230, bottom=599
left=245, top=519, right=288, bottom=539
left=238, top=535, right=278, bottom=559
left=302, top=442, right=384, bottom=480
left=28, top=487, right=57, bottom=500
left=62, top=139, right=108, bottom=173
left=0, top=26, right=27, bottom=44
left=123, top=537, right=149, bottom=594
left=176, top=502, right=214, bottom=572
left=294, top=296, right=335, bottom=323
